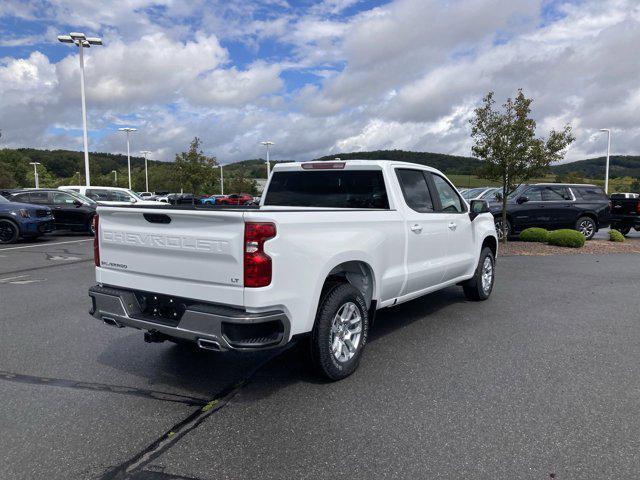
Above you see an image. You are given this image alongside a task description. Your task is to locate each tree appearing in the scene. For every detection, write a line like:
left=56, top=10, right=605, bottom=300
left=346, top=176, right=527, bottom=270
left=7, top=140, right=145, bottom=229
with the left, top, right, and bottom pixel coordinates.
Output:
left=226, top=165, right=257, bottom=194
left=0, top=162, right=16, bottom=189
left=470, top=90, right=575, bottom=242
left=174, top=137, right=218, bottom=199
left=630, top=178, right=640, bottom=193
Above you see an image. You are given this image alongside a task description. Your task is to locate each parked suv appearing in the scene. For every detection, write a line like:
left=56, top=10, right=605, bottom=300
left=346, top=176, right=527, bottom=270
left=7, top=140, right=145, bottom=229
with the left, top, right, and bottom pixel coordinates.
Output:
left=491, top=183, right=610, bottom=240
left=9, top=189, right=97, bottom=235
left=0, top=194, right=54, bottom=244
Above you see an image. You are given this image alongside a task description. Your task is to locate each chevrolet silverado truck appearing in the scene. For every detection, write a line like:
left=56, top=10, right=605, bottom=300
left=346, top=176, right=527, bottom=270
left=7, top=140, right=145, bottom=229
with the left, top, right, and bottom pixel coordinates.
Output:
left=88, top=160, right=498, bottom=380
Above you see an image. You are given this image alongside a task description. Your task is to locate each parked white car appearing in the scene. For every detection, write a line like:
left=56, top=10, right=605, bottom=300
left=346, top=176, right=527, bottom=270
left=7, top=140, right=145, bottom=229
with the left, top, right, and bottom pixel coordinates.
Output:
left=59, top=186, right=162, bottom=206
left=88, top=160, right=498, bottom=380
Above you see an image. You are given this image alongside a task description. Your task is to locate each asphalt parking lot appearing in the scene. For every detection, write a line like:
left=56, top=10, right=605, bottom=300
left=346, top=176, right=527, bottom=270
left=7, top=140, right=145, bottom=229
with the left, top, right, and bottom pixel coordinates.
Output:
left=1, top=233, right=640, bottom=479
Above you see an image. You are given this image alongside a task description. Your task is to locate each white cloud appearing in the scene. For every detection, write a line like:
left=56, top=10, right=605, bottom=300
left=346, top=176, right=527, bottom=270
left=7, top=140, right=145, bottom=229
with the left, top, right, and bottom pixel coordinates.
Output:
left=0, top=0, right=638, bottom=164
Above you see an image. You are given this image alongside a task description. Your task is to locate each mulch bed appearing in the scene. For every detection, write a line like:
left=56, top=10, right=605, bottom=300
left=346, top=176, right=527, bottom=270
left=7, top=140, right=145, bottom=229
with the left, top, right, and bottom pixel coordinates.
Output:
left=500, top=238, right=640, bottom=256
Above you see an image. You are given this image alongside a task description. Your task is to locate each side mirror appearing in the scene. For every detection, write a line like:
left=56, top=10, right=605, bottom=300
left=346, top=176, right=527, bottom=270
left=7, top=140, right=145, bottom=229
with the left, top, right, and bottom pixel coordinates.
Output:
left=469, top=199, right=490, bottom=221
left=516, top=196, right=529, bottom=204
left=73, top=199, right=83, bottom=207
left=130, top=198, right=137, bottom=203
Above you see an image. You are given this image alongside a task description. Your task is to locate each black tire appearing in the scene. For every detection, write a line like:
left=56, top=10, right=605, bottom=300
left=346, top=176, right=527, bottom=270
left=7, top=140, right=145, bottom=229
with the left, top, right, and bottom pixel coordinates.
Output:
left=463, top=247, right=495, bottom=301
left=494, top=218, right=511, bottom=241
left=612, top=224, right=631, bottom=236
left=0, top=219, right=20, bottom=244
left=576, top=216, right=596, bottom=240
left=310, top=283, right=369, bottom=381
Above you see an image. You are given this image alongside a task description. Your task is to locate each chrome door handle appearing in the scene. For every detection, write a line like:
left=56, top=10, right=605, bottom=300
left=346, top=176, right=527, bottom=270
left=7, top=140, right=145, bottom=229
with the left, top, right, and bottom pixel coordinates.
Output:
left=448, top=222, right=457, bottom=231
left=410, top=224, right=423, bottom=233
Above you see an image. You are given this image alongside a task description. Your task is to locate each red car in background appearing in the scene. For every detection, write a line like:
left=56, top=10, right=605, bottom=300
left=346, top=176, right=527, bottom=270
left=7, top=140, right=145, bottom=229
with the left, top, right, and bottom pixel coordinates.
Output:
left=216, top=193, right=253, bottom=205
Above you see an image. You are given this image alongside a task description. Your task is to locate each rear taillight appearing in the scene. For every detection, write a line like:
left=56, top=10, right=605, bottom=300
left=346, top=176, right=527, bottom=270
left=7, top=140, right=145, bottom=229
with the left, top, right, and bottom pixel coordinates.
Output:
left=637, top=202, right=640, bottom=214
left=244, top=222, right=276, bottom=287
left=93, top=214, right=100, bottom=267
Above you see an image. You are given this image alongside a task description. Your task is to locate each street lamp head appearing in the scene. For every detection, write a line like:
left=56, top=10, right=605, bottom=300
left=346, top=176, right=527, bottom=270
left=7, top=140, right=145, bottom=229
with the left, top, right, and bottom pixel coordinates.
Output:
left=140, top=150, right=152, bottom=155
left=118, top=127, right=137, bottom=133
left=599, top=128, right=610, bottom=133
left=111, top=170, right=117, bottom=173
left=57, top=35, right=74, bottom=43
left=69, top=32, right=86, bottom=40
left=260, top=141, right=274, bottom=146
left=29, top=162, right=41, bottom=166
left=87, top=37, right=103, bottom=45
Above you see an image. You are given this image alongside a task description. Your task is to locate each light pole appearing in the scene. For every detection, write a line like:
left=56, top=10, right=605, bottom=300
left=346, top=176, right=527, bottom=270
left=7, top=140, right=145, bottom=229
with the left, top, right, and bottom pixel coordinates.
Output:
left=58, top=32, right=102, bottom=187
left=260, top=141, right=274, bottom=177
left=118, top=127, right=137, bottom=189
left=29, top=162, right=41, bottom=188
left=214, top=164, right=224, bottom=195
left=111, top=170, right=117, bottom=186
left=140, top=150, right=151, bottom=192
left=599, top=129, right=611, bottom=194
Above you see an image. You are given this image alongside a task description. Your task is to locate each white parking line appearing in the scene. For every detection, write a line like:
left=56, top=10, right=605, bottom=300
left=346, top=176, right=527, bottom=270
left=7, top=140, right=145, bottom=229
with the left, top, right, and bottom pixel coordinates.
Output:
left=0, top=239, right=93, bottom=251
left=0, top=275, right=29, bottom=283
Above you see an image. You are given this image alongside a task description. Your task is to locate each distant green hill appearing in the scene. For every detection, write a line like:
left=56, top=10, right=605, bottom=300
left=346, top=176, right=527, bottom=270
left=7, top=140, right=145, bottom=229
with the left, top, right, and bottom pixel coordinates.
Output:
left=551, top=155, right=640, bottom=178
left=1, top=147, right=638, bottom=191
left=314, top=150, right=482, bottom=175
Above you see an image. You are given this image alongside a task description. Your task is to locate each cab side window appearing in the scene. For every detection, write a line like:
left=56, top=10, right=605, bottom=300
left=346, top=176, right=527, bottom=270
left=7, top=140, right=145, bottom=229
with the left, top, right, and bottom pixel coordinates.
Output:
left=396, top=169, right=435, bottom=213
left=431, top=174, right=464, bottom=213
left=523, top=187, right=543, bottom=201
left=110, top=190, right=133, bottom=202
left=86, top=189, right=110, bottom=201
left=53, top=192, right=76, bottom=205
left=29, top=191, right=50, bottom=204
left=542, top=186, right=568, bottom=201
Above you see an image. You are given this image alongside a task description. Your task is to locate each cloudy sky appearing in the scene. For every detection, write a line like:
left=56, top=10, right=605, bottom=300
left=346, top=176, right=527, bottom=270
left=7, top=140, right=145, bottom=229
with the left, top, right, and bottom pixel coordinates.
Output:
left=0, top=0, right=638, bottom=164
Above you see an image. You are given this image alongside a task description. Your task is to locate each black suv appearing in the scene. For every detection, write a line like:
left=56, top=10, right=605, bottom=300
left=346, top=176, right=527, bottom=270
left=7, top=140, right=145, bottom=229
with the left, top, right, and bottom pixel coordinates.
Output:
left=490, top=183, right=610, bottom=240
left=9, top=189, right=98, bottom=235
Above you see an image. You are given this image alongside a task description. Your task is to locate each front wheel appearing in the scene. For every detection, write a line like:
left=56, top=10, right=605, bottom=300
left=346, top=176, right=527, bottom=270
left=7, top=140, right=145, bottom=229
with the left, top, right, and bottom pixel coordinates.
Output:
left=0, top=219, right=20, bottom=244
left=311, top=283, right=369, bottom=381
left=576, top=216, right=596, bottom=240
left=463, top=247, right=495, bottom=301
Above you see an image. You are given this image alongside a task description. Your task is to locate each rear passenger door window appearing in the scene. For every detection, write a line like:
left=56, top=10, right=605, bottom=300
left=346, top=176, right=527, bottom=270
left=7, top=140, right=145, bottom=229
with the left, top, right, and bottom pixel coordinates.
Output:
left=396, top=169, right=434, bottom=213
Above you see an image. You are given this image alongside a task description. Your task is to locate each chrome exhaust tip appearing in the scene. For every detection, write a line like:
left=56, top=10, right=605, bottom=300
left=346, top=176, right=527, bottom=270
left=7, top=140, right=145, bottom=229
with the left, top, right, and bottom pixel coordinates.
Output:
left=197, top=338, right=221, bottom=351
left=102, top=316, right=124, bottom=328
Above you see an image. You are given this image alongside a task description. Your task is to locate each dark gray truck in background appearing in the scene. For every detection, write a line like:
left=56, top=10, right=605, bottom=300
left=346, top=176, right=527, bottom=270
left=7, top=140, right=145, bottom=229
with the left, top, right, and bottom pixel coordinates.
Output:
left=610, top=193, right=640, bottom=236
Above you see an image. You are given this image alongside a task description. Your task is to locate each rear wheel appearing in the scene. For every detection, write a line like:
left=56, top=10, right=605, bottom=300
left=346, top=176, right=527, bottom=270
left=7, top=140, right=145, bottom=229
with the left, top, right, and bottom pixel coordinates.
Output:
left=494, top=218, right=511, bottom=241
left=463, top=247, right=495, bottom=301
left=576, top=216, right=596, bottom=240
left=0, top=219, right=19, bottom=244
left=612, top=224, right=631, bottom=236
left=311, top=283, right=369, bottom=381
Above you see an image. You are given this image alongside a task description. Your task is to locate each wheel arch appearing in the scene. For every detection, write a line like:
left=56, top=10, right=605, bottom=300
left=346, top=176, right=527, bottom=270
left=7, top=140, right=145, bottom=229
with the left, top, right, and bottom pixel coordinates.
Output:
left=577, top=211, right=599, bottom=228
left=481, top=234, right=498, bottom=259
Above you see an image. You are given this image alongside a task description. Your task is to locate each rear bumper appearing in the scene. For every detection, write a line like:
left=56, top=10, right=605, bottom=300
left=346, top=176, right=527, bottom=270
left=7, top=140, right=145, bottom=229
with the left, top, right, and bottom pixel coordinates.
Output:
left=88, top=285, right=291, bottom=351
left=20, top=218, right=55, bottom=236
left=609, top=215, right=639, bottom=227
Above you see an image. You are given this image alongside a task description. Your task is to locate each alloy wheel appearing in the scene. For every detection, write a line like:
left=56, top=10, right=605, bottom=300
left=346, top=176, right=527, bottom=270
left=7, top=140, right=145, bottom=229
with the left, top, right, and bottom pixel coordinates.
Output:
left=481, top=256, right=493, bottom=294
left=330, top=302, right=363, bottom=363
left=0, top=220, right=17, bottom=243
left=578, top=219, right=594, bottom=239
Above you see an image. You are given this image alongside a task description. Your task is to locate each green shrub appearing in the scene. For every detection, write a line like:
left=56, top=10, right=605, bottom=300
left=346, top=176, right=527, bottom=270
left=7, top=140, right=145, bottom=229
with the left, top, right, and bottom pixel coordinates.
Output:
left=609, top=229, right=625, bottom=242
left=547, top=229, right=586, bottom=248
left=519, top=227, right=549, bottom=243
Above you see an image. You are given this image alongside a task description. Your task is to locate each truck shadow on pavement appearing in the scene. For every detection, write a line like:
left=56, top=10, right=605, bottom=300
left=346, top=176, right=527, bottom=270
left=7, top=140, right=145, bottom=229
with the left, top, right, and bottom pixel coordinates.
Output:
left=96, top=286, right=468, bottom=401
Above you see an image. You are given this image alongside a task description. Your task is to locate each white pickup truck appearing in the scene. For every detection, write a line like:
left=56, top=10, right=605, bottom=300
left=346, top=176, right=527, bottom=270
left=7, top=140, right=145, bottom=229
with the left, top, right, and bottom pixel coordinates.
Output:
left=88, top=160, right=497, bottom=380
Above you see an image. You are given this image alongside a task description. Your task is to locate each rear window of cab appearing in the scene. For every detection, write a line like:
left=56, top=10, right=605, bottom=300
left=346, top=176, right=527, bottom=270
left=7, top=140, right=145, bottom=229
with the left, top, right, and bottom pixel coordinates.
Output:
left=264, top=170, right=389, bottom=209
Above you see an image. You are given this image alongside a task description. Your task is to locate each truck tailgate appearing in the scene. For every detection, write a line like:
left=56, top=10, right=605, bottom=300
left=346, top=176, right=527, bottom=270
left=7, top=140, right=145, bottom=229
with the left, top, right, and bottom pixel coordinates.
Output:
left=611, top=198, right=639, bottom=216
left=95, top=207, right=245, bottom=306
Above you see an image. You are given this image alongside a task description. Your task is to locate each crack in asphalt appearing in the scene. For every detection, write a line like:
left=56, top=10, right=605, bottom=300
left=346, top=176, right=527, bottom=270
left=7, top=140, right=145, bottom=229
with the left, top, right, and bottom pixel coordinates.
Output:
left=0, top=371, right=209, bottom=407
left=99, top=347, right=288, bottom=480
left=0, top=258, right=93, bottom=277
